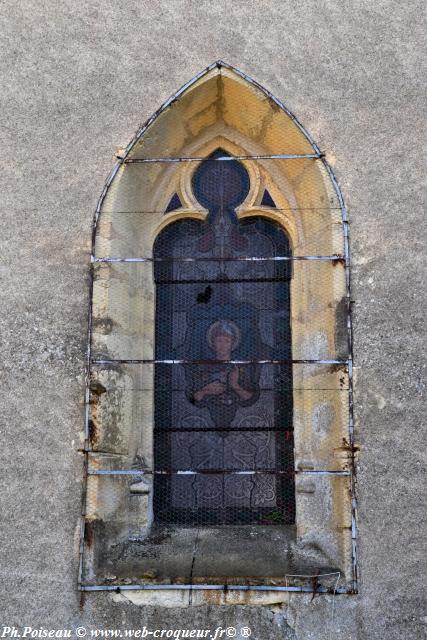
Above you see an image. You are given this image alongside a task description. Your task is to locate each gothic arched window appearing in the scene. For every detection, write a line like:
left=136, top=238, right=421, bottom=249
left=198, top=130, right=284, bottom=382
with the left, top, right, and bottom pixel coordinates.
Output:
left=81, top=62, right=356, bottom=602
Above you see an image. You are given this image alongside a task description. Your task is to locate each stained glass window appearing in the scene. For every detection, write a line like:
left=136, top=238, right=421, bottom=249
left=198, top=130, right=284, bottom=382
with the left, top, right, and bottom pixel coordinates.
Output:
left=153, top=151, right=295, bottom=525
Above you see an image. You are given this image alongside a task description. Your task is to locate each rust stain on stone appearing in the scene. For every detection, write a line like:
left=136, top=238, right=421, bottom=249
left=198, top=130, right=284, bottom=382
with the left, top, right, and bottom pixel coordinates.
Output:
left=84, top=521, right=96, bottom=548
left=92, top=317, right=115, bottom=334
left=90, top=381, right=107, bottom=396
left=88, top=418, right=99, bottom=447
left=332, top=257, right=346, bottom=267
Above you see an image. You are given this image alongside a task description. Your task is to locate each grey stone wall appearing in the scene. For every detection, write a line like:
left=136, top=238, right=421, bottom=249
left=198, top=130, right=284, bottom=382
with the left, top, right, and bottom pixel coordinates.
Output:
left=1, top=1, right=425, bottom=638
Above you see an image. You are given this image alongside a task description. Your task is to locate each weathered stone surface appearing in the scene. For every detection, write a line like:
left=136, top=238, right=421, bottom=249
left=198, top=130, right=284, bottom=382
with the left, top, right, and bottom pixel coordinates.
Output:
left=1, top=0, right=425, bottom=638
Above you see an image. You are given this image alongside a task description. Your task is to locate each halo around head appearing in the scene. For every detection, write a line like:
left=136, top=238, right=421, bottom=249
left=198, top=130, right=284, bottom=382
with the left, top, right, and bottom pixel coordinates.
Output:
left=207, top=319, right=241, bottom=351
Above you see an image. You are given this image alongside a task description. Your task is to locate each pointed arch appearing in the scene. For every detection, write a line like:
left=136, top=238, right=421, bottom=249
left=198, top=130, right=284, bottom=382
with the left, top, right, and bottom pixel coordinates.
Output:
left=82, top=62, right=356, bottom=597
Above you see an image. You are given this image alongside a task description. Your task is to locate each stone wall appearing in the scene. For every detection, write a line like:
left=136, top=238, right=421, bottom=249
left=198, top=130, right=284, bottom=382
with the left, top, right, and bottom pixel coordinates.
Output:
left=1, top=1, right=425, bottom=638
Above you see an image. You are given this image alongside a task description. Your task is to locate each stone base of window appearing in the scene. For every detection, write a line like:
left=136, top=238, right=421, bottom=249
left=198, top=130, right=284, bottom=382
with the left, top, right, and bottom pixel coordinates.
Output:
left=84, top=523, right=341, bottom=587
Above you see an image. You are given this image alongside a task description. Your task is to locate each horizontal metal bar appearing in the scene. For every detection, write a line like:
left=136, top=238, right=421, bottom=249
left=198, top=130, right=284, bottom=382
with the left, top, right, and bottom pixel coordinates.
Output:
left=91, top=358, right=348, bottom=365
left=80, top=583, right=350, bottom=594
left=298, top=470, right=351, bottom=475
left=154, top=426, right=293, bottom=433
left=95, top=207, right=344, bottom=214
left=87, top=387, right=349, bottom=393
left=96, top=277, right=293, bottom=286
left=87, top=469, right=350, bottom=476
left=92, top=255, right=344, bottom=263
left=121, top=153, right=322, bottom=163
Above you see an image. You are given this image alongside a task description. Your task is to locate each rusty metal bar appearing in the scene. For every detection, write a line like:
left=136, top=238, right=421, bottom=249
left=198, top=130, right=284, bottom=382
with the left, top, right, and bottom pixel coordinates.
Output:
left=320, top=143, right=358, bottom=593
left=80, top=584, right=349, bottom=594
left=91, top=358, right=348, bottom=365
left=91, top=387, right=348, bottom=393
left=91, top=254, right=344, bottom=263
left=154, top=426, right=294, bottom=433
left=121, top=153, right=322, bottom=163
left=87, top=469, right=351, bottom=476
left=95, top=207, right=343, bottom=213
left=79, top=569, right=345, bottom=593
left=80, top=583, right=349, bottom=594
left=92, top=387, right=348, bottom=392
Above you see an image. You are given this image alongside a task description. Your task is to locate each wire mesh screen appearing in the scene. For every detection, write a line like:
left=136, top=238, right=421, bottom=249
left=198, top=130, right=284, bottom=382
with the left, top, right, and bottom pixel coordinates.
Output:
left=81, top=62, right=358, bottom=593
left=152, top=151, right=295, bottom=525
left=93, top=150, right=343, bottom=262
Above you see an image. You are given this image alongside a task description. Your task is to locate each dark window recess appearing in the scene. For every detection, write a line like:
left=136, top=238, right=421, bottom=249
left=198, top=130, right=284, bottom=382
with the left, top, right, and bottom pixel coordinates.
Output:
left=153, top=150, right=295, bottom=525
left=165, top=192, right=183, bottom=213
left=260, top=189, right=277, bottom=208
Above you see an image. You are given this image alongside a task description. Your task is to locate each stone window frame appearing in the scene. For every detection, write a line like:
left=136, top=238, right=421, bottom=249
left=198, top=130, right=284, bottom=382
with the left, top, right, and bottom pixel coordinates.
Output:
left=79, top=61, right=358, bottom=604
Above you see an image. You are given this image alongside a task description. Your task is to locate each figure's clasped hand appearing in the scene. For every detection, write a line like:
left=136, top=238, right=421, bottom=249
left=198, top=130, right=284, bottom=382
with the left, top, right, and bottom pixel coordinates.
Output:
left=204, top=381, right=226, bottom=396
left=194, top=381, right=226, bottom=402
left=228, top=366, right=253, bottom=401
left=229, top=366, right=240, bottom=391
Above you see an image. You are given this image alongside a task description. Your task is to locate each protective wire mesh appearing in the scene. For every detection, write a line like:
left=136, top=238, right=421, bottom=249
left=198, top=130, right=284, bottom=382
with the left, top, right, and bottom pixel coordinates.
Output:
left=88, top=364, right=350, bottom=481
left=91, top=259, right=347, bottom=362
left=122, top=65, right=315, bottom=160
left=83, top=465, right=352, bottom=585
left=83, top=120, right=355, bottom=589
left=94, top=157, right=342, bottom=260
